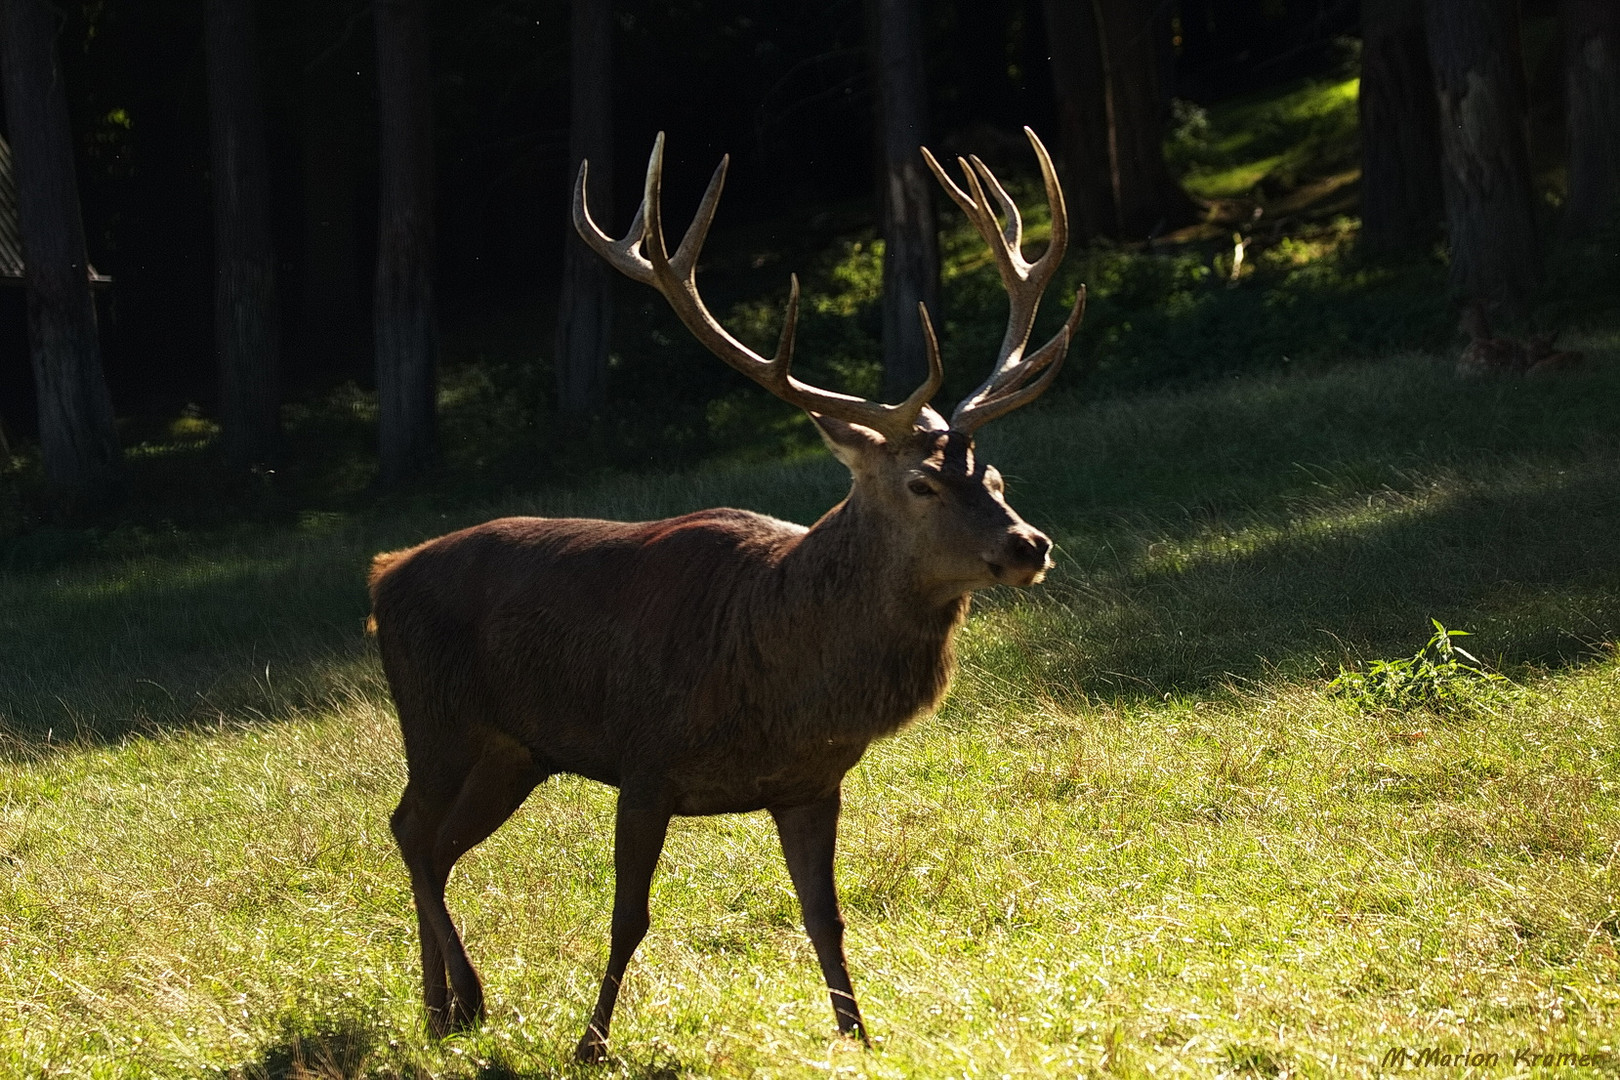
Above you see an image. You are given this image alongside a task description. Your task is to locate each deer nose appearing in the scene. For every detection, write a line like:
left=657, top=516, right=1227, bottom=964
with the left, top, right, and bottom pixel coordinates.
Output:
left=1006, top=528, right=1052, bottom=570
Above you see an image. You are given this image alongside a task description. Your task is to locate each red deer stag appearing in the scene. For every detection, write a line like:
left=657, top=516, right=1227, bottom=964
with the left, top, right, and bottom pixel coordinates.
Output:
left=369, top=127, right=1084, bottom=1062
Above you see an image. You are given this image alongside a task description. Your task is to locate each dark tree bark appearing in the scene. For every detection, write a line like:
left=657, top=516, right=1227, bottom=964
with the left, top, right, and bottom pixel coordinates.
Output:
left=0, top=0, right=121, bottom=505
left=297, top=0, right=366, bottom=385
left=1090, top=0, right=1197, bottom=238
left=871, top=0, right=940, bottom=402
left=1563, top=0, right=1620, bottom=235
left=206, top=0, right=281, bottom=467
left=1360, top=0, right=1445, bottom=251
left=554, top=0, right=613, bottom=416
left=374, top=0, right=437, bottom=484
left=1042, top=0, right=1117, bottom=241
left=1421, top=0, right=1540, bottom=305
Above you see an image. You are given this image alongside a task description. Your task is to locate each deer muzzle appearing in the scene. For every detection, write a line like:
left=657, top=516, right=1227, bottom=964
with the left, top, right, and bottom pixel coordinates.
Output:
left=984, top=526, right=1053, bottom=587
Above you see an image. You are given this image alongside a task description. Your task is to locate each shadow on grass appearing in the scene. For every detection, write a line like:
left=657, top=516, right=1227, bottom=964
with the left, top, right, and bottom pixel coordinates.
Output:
left=222, top=1019, right=374, bottom=1080
left=0, top=536, right=381, bottom=756
left=992, top=456, right=1620, bottom=702
left=5, top=356, right=1618, bottom=754
left=11, top=451, right=1617, bottom=759
left=223, top=1017, right=696, bottom=1080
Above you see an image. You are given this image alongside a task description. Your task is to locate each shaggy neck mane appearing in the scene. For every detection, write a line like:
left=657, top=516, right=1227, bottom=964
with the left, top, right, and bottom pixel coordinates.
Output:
left=747, top=491, right=970, bottom=740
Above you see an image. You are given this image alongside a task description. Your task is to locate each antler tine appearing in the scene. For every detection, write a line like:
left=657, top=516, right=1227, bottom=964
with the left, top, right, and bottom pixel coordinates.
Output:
left=573, top=157, right=653, bottom=286
left=972, top=129, right=1075, bottom=404
left=573, top=133, right=939, bottom=442
left=638, top=132, right=673, bottom=271
left=672, top=151, right=728, bottom=278
left=1031, top=125, right=1069, bottom=279
left=766, top=274, right=802, bottom=392
left=902, top=302, right=946, bottom=418
left=922, top=147, right=1016, bottom=288
left=952, top=286, right=1086, bottom=435
left=967, top=154, right=1025, bottom=264
left=930, top=127, right=1083, bottom=434
left=637, top=132, right=729, bottom=283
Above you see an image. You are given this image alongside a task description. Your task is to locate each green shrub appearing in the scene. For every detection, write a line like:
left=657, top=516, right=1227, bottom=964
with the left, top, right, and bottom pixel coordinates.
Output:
left=1330, top=620, right=1511, bottom=712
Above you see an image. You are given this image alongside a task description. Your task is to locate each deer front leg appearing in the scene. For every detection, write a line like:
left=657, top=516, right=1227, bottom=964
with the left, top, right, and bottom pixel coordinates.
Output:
left=772, top=791, right=868, bottom=1044
left=575, top=795, right=671, bottom=1064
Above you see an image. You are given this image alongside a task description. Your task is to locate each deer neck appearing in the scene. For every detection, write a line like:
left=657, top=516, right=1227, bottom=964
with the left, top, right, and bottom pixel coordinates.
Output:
left=789, top=490, right=971, bottom=635
left=753, top=496, right=964, bottom=740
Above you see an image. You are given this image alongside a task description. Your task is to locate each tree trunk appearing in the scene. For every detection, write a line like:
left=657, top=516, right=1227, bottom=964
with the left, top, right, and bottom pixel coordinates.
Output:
left=554, top=0, right=613, bottom=416
left=374, top=0, right=437, bottom=484
left=871, top=0, right=940, bottom=402
left=1563, top=0, right=1620, bottom=235
left=1042, top=0, right=1117, bottom=242
left=206, top=0, right=281, bottom=467
left=1091, top=0, right=1198, bottom=239
left=0, top=0, right=121, bottom=506
left=298, top=0, right=366, bottom=386
left=1422, top=0, right=1540, bottom=306
left=1360, top=0, right=1445, bottom=251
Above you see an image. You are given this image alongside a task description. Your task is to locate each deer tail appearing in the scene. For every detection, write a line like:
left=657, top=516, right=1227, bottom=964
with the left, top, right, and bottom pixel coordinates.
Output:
left=366, top=550, right=408, bottom=634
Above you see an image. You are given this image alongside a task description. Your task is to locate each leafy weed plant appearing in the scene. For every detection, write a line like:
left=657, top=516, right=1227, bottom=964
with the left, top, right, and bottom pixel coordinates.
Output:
left=1329, top=620, right=1510, bottom=713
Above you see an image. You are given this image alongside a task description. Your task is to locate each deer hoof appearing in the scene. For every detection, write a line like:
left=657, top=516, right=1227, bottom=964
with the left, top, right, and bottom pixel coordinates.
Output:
left=574, top=1033, right=610, bottom=1064
left=426, top=997, right=483, bottom=1039
left=446, top=997, right=483, bottom=1034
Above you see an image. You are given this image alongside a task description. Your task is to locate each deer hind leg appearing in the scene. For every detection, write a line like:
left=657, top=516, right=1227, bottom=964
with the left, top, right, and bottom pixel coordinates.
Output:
left=393, top=739, right=544, bottom=1036
left=772, top=791, right=868, bottom=1044
left=575, top=794, right=671, bottom=1064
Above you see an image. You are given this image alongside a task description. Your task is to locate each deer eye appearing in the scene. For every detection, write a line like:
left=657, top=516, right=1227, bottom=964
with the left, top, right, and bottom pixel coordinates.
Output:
left=908, top=478, right=937, bottom=497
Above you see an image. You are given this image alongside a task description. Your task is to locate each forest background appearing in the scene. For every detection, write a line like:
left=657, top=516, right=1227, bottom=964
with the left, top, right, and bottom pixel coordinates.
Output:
left=0, top=0, right=1613, bottom=523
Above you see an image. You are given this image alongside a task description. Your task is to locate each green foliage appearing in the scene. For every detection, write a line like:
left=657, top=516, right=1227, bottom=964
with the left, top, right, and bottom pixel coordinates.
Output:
left=1168, top=76, right=1362, bottom=200
left=935, top=220, right=1451, bottom=396
left=1330, top=620, right=1511, bottom=713
left=16, top=61, right=1616, bottom=538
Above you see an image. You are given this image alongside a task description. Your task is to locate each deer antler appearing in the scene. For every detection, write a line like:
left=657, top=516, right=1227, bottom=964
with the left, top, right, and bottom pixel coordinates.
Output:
left=923, top=127, right=1085, bottom=435
left=574, top=133, right=943, bottom=442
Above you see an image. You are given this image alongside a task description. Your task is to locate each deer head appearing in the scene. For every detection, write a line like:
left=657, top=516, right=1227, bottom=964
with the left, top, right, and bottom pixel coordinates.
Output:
left=574, top=128, right=1084, bottom=605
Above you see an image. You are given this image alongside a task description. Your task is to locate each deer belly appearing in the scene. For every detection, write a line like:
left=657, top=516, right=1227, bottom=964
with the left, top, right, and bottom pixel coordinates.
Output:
left=668, top=738, right=869, bottom=816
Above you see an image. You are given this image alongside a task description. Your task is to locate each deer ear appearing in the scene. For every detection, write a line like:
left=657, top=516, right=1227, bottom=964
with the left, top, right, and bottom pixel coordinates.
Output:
left=811, top=413, right=885, bottom=468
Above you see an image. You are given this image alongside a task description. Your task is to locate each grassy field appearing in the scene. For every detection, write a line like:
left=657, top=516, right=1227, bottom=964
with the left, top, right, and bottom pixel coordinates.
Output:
left=2, top=332, right=1618, bottom=1077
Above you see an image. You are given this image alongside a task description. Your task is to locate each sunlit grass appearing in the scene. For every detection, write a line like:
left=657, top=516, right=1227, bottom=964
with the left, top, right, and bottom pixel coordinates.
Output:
left=1172, top=77, right=1361, bottom=202
left=1179, top=155, right=1286, bottom=202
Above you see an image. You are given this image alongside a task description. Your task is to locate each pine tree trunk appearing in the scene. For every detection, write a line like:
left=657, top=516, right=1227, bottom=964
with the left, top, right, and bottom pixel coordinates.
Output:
left=1360, top=0, right=1445, bottom=250
left=1092, top=0, right=1197, bottom=239
left=1421, top=0, right=1540, bottom=305
left=206, top=0, right=281, bottom=467
left=374, top=0, right=437, bottom=484
left=871, top=0, right=940, bottom=402
left=1042, top=0, right=1117, bottom=242
left=1563, top=0, right=1620, bottom=235
left=555, top=0, right=613, bottom=416
left=0, top=0, right=121, bottom=507
left=297, top=0, right=365, bottom=384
